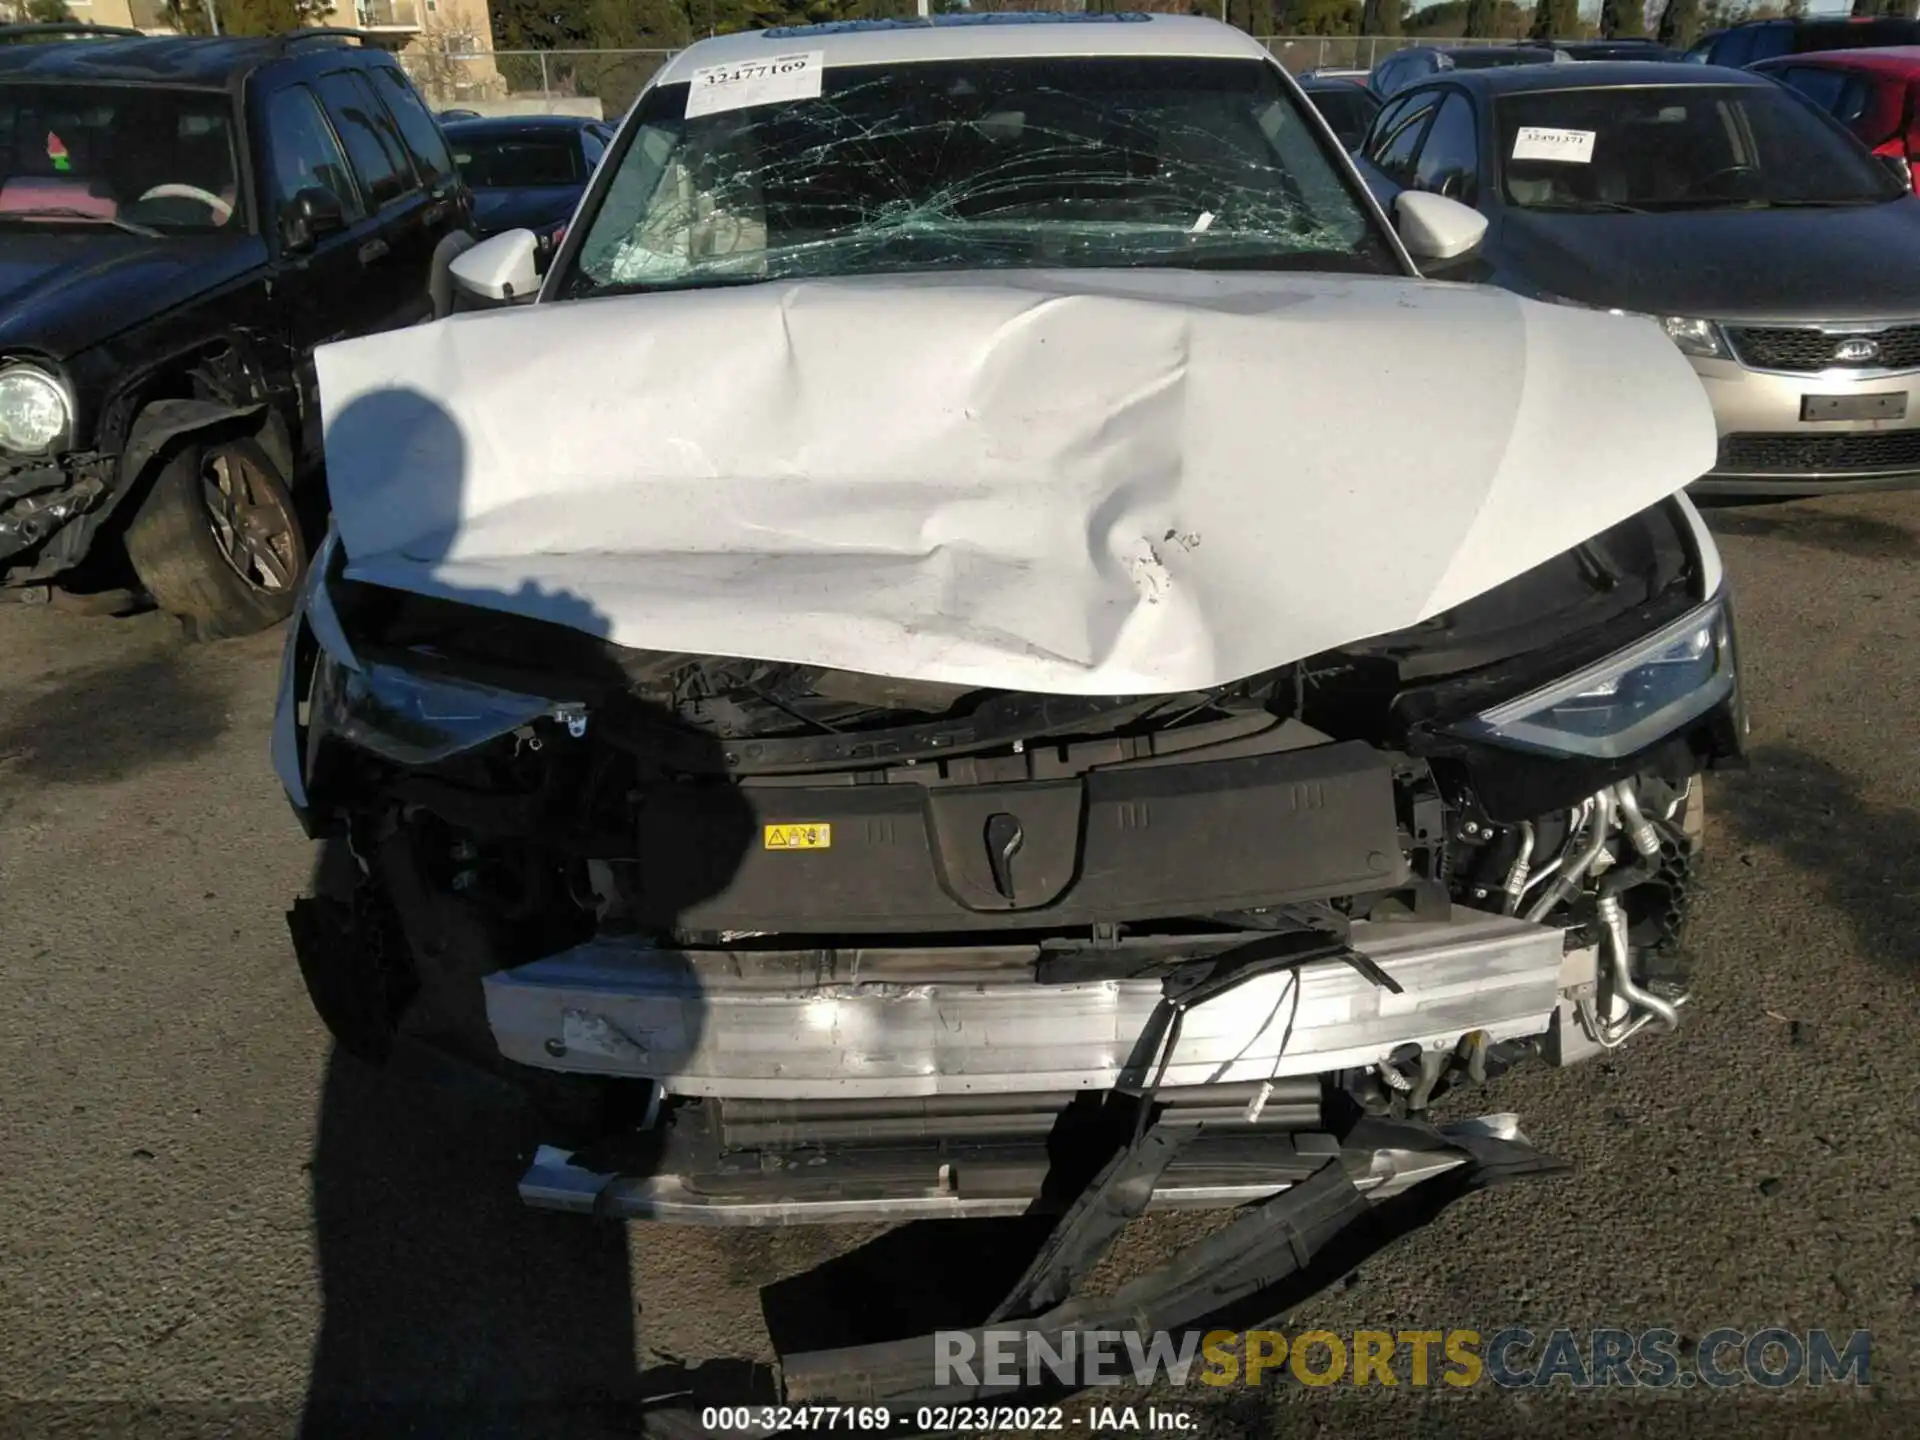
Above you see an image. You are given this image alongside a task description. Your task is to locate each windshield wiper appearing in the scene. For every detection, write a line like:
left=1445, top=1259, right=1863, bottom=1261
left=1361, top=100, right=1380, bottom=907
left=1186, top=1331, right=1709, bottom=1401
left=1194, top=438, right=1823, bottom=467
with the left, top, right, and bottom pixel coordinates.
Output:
left=1732, top=197, right=1889, bottom=209
left=0, top=206, right=165, bottom=238
left=1522, top=200, right=1651, bottom=215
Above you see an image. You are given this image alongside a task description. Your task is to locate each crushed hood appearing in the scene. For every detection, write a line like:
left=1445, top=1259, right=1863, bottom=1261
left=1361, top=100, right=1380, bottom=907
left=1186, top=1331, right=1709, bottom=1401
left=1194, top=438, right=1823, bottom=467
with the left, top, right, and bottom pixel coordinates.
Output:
left=315, top=268, right=1716, bottom=697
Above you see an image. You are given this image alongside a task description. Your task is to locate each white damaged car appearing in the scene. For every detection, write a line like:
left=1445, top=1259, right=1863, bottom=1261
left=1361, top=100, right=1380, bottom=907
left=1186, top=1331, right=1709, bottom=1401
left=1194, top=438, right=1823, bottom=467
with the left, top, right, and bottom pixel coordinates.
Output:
left=273, top=12, right=1747, bottom=1408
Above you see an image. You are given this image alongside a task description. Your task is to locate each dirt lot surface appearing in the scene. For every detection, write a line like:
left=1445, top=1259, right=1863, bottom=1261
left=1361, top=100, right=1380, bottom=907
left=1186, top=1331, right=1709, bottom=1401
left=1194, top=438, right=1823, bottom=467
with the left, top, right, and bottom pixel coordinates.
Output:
left=2, top=494, right=1916, bottom=1439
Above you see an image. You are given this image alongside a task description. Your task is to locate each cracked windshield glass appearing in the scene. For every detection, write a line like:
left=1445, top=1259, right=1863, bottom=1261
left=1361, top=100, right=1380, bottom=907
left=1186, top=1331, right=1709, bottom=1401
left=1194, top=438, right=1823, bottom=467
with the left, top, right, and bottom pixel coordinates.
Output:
left=563, top=55, right=1396, bottom=296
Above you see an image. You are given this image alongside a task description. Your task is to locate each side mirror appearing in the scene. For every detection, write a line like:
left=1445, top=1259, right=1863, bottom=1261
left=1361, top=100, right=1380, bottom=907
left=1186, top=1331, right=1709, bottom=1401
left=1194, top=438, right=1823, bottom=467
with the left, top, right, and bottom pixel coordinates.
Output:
left=280, top=186, right=346, bottom=254
left=449, top=227, right=541, bottom=303
left=1394, top=189, right=1489, bottom=264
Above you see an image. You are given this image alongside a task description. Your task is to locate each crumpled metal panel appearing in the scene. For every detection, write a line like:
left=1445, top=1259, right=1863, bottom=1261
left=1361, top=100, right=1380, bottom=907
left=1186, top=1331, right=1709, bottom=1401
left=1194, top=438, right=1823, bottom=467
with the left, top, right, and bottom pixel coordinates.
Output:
left=483, top=909, right=1570, bottom=1099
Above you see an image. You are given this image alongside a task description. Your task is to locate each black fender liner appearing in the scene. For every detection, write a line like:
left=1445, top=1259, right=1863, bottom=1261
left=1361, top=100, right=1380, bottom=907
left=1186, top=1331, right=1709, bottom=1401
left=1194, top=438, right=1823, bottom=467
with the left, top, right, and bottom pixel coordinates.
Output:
left=115, top=398, right=273, bottom=520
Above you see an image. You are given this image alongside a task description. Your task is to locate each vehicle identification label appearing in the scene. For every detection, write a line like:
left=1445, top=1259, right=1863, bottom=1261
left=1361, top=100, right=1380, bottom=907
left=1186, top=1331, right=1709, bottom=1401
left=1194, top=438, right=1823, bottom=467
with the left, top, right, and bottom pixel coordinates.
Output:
left=685, top=51, right=825, bottom=119
left=1512, top=127, right=1596, bottom=164
left=764, top=822, right=832, bottom=850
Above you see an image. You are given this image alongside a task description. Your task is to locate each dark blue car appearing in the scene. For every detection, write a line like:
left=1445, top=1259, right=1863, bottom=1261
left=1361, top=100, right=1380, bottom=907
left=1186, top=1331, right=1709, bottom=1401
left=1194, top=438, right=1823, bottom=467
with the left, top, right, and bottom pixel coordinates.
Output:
left=442, top=114, right=613, bottom=240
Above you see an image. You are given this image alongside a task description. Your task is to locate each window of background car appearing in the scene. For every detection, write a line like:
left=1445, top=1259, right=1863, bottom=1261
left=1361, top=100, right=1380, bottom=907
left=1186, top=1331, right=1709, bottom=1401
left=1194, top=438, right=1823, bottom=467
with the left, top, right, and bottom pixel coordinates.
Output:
left=1743, top=23, right=1794, bottom=63
left=1413, top=92, right=1480, bottom=202
left=1707, top=28, right=1756, bottom=68
left=371, top=66, right=455, bottom=187
left=1305, top=86, right=1380, bottom=149
left=0, top=83, right=243, bottom=232
left=1772, top=65, right=1891, bottom=143
left=1366, top=92, right=1437, bottom=184
left=314, top=70, right=417, bottom=209
left=264, top=84, right=365, bottom=223
left=581, top=126, right=608, bottom=167
left=452, top=135, right=586, bottom=188
left=1495, top=83, right=1904, bottom=210
left=564, top=57, right=1400, bottom=297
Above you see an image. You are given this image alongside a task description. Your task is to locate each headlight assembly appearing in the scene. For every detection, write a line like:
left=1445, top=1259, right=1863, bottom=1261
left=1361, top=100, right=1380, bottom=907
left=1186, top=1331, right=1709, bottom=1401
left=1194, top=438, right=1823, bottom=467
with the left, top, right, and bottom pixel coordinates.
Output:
left=1448, top=597, right=1736, bottom=760
left=1658, top=316, right=1729, bottom=360
left=0, top=364, right=72, bottom=455
left=308, top=649, right=585, bottom=769
left=1536, top=297, right=1729, bottom=361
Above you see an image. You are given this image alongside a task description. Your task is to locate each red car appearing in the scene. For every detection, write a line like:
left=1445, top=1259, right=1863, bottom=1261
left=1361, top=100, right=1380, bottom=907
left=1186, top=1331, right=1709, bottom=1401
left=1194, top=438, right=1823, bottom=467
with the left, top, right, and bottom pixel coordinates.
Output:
left=1754, top=46, right=1920, bottom=190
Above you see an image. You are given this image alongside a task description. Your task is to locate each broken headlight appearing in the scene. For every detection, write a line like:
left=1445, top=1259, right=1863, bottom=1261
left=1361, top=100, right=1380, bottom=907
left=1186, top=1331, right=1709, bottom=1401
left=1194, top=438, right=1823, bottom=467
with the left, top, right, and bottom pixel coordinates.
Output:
left=309, top=650, right=583, bottom=768
left=1448, top=596, right=1735, bottom=760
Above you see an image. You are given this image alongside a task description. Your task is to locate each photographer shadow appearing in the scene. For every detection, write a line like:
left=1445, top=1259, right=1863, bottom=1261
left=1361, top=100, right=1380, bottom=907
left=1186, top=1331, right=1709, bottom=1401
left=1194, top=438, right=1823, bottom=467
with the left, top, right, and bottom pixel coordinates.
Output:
left=296, top=383, right=752, bottom=1437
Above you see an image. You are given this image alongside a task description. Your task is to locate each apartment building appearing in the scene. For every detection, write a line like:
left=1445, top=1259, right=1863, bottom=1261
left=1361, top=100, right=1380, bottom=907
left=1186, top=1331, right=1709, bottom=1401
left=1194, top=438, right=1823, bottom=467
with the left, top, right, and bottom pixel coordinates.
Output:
left=26, top=0, right=506, bottom=103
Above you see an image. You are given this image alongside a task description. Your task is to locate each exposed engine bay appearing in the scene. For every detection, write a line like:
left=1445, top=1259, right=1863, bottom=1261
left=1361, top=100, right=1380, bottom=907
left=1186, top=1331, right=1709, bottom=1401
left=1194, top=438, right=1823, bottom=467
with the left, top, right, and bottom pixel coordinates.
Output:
left=277, top=490, right=1743, bottom=1226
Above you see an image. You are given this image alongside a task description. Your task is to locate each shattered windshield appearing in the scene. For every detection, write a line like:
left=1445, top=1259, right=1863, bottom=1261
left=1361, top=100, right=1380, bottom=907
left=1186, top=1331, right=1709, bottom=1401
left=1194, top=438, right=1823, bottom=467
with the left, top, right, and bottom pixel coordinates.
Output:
left=561, top=56, right=1397, bottom=296
left=0, top=83, right=243, bottom=233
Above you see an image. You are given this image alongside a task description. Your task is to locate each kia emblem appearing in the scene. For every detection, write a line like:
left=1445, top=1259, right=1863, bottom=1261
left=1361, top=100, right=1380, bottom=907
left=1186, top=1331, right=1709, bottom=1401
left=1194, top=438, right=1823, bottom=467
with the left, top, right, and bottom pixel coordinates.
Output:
left=1832, top=337, right=1881, bottom=363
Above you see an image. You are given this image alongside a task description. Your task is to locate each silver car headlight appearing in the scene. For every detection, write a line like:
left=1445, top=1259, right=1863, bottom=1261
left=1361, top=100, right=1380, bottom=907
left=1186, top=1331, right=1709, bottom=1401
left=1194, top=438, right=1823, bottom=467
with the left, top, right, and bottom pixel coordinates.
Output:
left=1448, top=597, right=1736, bottom=760
left=1536, top=298, right=1730, bottom=361
left=1657, top=316, right=1729, bottom=360
left=0, top=364, right=72, bottom=455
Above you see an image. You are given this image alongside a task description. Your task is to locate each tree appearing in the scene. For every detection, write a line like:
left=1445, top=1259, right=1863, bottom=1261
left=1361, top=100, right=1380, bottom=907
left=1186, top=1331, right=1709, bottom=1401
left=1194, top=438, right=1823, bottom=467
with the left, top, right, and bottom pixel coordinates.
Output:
left=1655, top=0, right=1699, bottom=45
left=1463, top=0, right=1498, bottom=34
left=1527, top=0, right=1576, bottom=37
left=164, top=0, right=327, bottom=33
left=1598, top=0, right=1645, bottom=35
left=23, top=0, right=75, bottom=20
left=1359, top=0, right=1398, bottom=31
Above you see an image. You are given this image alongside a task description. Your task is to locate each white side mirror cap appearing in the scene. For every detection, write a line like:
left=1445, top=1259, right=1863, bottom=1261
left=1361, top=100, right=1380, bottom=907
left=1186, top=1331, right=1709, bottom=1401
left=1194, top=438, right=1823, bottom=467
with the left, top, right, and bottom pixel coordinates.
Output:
left=1394, top=190, right=1489, bottom=264
left=450, top=228, right=541, bottom=303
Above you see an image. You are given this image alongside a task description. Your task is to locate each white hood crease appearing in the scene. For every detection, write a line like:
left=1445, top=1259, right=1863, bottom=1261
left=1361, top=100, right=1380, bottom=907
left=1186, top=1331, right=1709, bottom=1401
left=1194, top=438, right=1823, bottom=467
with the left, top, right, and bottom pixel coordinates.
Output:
left=314, top=269, right=1718, bottom=697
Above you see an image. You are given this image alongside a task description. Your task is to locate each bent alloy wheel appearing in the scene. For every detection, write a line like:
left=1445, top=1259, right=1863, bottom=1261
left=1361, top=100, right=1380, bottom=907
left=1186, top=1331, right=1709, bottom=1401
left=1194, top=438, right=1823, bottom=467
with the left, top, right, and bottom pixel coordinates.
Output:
left=125, top=434, right=309, bottom=640
left=201, top=446, right=301, bottom=596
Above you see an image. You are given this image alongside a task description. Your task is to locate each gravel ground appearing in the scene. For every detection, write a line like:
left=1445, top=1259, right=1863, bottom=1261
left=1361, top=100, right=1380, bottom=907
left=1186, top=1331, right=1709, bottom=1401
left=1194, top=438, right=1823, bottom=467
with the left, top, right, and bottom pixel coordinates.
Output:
left=1, top=493, right=1916, bottom=1440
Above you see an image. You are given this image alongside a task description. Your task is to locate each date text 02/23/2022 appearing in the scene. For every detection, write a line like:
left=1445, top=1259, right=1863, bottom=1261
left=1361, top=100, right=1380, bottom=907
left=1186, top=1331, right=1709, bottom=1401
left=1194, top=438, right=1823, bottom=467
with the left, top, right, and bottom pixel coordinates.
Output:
left=700, top=1406, right=1196, bottom=1432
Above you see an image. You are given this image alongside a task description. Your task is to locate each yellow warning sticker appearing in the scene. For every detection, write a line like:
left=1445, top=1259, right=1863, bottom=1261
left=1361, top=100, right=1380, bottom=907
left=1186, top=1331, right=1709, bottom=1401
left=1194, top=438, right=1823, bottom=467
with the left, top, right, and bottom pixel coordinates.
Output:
left=764, top=823, right=832, bottom=851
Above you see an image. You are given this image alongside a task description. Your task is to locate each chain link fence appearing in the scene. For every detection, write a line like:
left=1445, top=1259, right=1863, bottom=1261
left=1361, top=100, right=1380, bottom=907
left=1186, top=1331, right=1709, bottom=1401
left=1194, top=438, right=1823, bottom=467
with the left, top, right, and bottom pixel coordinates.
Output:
left=401, top=36, right=1568, bottom=117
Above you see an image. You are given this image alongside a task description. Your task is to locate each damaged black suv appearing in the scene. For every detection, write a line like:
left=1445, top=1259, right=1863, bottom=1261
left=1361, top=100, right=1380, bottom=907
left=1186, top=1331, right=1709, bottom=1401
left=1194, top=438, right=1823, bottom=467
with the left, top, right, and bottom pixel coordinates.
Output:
left=0, top=25, right=471, bottom=634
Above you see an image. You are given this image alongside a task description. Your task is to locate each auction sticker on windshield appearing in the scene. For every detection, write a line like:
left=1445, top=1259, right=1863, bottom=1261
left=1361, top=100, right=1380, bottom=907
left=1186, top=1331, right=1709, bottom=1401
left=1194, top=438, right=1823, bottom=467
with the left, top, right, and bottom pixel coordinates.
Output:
left=685, top=50, right=824, bottom=119
left=1512, top=127, right=1596, bottom=164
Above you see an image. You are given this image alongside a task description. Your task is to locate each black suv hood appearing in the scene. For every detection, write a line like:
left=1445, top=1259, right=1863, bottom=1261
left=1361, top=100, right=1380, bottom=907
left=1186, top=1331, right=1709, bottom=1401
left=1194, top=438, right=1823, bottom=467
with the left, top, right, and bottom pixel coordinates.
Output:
left=1499, top=199, right=1920, bottom=322
left=0, top=228, right=266, bottom=358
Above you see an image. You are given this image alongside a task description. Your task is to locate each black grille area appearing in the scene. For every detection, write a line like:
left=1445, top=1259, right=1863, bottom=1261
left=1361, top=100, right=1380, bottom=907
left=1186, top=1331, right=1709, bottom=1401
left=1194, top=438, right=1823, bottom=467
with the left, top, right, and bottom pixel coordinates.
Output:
left=1717, top=428, right=1920, bottom=474
left=1728, top=324, right=1920, bottom=373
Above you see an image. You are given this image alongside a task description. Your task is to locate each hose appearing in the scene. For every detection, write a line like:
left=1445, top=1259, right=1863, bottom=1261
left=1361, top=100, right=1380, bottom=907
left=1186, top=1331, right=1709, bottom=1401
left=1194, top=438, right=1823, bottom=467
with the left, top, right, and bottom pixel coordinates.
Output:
left=1525, top=788, right=1616, bottom=922
left=1500, top=821, right=1535, bottom=915
left=1597, top=892, right=1681, bottom=1036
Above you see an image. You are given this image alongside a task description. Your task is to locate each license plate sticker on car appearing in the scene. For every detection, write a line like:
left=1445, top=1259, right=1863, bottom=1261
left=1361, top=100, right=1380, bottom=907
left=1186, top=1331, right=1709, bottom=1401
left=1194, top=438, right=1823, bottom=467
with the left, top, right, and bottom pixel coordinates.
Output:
left=1801, top=393, right=1907, bottom=422
left=764, top=823, right=832, bottom=851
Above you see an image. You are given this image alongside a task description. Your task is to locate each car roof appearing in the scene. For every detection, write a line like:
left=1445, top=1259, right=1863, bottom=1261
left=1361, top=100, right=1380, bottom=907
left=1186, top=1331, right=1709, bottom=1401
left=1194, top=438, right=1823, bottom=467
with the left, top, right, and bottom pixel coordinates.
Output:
left=1723, top=14, right=1920, bottom=30
left=1403, top=43, right=1559, bottom=58
left=1753, top=44, right=1920, bottom=76
left=1297, top=73, right=1371, bottom=93
left=651, top=13, right=1270, bottom=86
left=0, top=30, right=387, bottom=88
left=443, top=114, right=600, bottom=138
left=1425, top=59, right=1771, bottom=94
